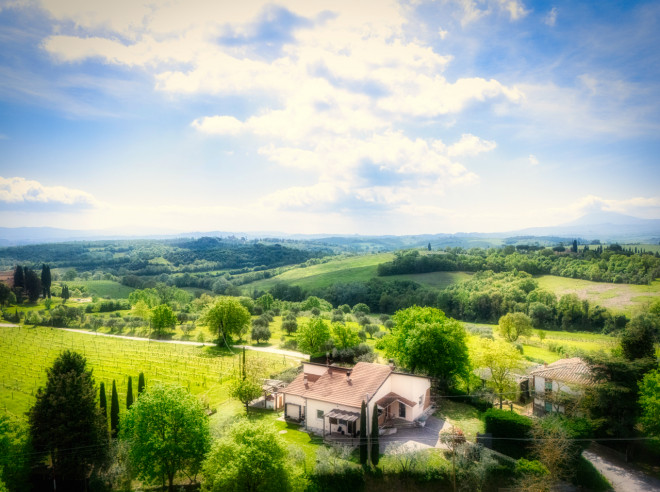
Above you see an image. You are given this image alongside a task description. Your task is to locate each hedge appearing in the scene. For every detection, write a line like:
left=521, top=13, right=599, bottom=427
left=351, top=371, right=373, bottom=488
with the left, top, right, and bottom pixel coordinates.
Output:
left=483, top=408, right=533, bottom=458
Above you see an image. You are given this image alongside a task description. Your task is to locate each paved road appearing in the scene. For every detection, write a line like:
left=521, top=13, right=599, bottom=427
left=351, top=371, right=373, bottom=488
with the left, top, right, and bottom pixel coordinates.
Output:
left=2, top=323, right=309, bottom=360
left=583, top=447, right=660, bottom=492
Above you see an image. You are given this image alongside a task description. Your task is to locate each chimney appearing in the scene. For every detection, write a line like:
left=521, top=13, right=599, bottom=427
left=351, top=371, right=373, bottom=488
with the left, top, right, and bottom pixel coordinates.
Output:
left=389, top=359, right=395, bottom=370
left=303, top=375, right=308, bottom=386
left=328, top=366, right=333, bottom=376
left=346, top=371, right=352, bottom=383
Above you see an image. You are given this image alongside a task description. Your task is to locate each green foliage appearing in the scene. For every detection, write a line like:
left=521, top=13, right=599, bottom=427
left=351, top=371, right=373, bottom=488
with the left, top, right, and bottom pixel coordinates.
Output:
left=359, top=401, right=368, bottom=465
left=639, top=368, right=660, bottom=436
left=28, top=350, right=109, bottom=484
left=515, top=458, right=548, bottom=477
left=126, top=376, right=133, bottom=409
left=296, top=317, right=331, bottom=355
left=353, top=303, right=370, bottom=314
left=137, top=372, right=145, bottom=395
left=497, top=312, right=533, bottom=342
left=483, top=408, right=533, bottom=458
left=150, top=304, right=177, bottom=336
left=202, top=419, right=302, bottom=492
left=371, top=403, right=379, bottom=467
left=111, top=380, right=119, bottom=438
left=473, top=338, right=523, bottom=408
left=621, top=314, right=658, bottom=360
left=120, top=383, right=211, bottom=491
left=201, top=296, right=251, bottom=346
left=282, top=318, right=298, bottom=335
left=251, top=323, right=271, bottom=343
left=383, top=306, right=470, bottom=390
left=0, top=415, right=31, bottom=491
left=331, top=322, right=361, bottom=349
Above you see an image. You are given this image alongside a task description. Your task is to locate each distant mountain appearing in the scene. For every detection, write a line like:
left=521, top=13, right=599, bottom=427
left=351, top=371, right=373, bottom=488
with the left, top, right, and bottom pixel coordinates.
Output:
left=0, top=211, right=658, bottom=247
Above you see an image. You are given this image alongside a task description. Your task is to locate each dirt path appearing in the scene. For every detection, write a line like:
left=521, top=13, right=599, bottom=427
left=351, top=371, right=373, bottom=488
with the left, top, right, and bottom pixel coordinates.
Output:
left=583, top=446, right=660, bottom=492
left=2, top=323, right=309, bottom=360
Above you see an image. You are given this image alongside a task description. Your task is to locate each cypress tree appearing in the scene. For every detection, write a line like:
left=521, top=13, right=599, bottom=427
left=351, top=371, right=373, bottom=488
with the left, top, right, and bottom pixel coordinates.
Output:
left=126, top=376, right=134, bottom=409
left=371, top=403, right=379, bottom=466
left=13, top=265, right=24, bottom=290
left=99, top=382, right=107, bottom=420
left=110, top=380, right=119, bottom=438
left=359, top=400, right=368, bottom=465
left=137, top=372, right=145, bottom=395
left=41, top=264, right=52, bottom=299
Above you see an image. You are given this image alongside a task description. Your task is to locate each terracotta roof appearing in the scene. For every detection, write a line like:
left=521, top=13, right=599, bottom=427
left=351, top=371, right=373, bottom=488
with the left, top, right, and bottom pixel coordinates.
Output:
left=529, top=357, right=593, bottom=386
left=281, top=362, right=393, bottom=408
left=376, top=392, right=416, bottom=408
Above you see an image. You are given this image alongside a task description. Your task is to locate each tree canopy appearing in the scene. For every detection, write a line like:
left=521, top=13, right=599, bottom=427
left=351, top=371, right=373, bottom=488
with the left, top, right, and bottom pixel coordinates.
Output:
left=497, top=312, right=533, bottom=342
left=151, top=304, right=177, bottom=336
left=296, top=317, right=331, bottom=355
left=28, top=350, right=108, bottom=486
left=120, top=383, right=211, bottom=492
left=201, top=296, right=251, bottom=347
left=638, top=367, right=660, bottom=437
left=383, top=306, right=470, bottom=390
left=202, top=419, right=302, bottom=492
left=472, top=338, right=523, bottom=408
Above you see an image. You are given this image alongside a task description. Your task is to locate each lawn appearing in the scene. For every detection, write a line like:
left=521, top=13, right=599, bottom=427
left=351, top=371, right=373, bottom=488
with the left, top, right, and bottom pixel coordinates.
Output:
left=386, top=271, right=473, bottom=289
left=434, top=399, right=484, bottom=441
left=0, top=324, right=299, bottom=419
left=536, top=275, right=660, bottom=316
left=61, top=280, right=135, bottom=299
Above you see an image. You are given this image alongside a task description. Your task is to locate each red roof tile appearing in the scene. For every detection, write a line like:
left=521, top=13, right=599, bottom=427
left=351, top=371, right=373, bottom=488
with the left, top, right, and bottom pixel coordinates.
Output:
left=282, top=362, right=393, bottom=408
left=530, top=357, right=593, bottom=386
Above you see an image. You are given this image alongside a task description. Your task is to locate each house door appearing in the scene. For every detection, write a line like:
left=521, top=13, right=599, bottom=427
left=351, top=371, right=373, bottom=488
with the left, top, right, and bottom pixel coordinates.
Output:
left=399, top=402, right=406, bottom=418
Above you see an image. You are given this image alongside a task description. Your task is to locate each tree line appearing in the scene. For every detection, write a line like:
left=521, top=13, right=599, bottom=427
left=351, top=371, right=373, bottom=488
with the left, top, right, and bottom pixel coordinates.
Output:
left=377, top=245, right=660, bottom=285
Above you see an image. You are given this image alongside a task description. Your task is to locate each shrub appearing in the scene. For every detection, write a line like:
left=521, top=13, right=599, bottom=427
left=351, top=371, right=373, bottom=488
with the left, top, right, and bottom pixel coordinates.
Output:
left=251, top=324, right=271, bottom=343
left=352, top=303, right=370, bottom=314
left=484, top=408, right=533, bottom=458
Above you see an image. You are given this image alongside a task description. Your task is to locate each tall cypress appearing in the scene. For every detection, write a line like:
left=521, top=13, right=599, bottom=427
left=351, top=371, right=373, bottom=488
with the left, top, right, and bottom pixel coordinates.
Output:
left=13, top=265, right=24, bottom=290
left=359, top=400, right=368, bottom=465
left=41, top=264, right=51, bottom=298
left=126, top=376, right=134, bottom=409
left=371, top=403, right=379, bottom=466
left=99, top=382, right=107, bottom=420
left=110, top=380, right=119, bottom=438
left=137, top=372, right=145, bottom=395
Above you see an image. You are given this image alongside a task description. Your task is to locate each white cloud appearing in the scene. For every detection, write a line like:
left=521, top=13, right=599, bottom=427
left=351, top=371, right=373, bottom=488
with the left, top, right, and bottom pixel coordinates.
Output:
left=0, top=176, right=97, bottom=209
left=191, top=115, right=245, bottom=136
left=496, top=0, right=528, bottom=21
left=544, top=7, right=558, bottom=27
left=447, top=134, right=496, bottom=157
left=528, top=154, right=539, bottom=165
left=572, top=195, right=660, bottom=216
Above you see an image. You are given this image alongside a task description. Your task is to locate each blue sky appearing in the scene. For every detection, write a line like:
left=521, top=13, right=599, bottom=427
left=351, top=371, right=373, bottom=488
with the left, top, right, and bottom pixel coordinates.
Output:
left=0, top=0, right=658, bottom=235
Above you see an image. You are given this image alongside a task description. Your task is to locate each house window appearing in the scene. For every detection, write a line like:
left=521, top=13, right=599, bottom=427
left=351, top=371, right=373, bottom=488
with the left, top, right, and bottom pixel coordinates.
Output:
left=317, top=410, right=324, bottom=419
left=544, top=401, right=552, bottom=413
left=545, top=380, right=553, bottom=393
left=399, top=402, right=406, bottom=418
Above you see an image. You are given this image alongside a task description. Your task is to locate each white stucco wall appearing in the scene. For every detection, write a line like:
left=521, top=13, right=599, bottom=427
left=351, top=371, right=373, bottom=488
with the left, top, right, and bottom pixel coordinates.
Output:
left=390, top=373, right=430, bottom=420
left=306, top=400, right=361, bottom=434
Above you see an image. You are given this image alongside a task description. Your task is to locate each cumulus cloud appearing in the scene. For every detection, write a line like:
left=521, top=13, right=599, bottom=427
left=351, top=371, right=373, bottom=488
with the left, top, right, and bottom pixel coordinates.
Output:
left=528, top=154, right=539, bottom=165
left=544, top=7, right=558, bottom=27
left=0, top=176, right=97, bottom=211
left=447, top=134, right=496, bottom=157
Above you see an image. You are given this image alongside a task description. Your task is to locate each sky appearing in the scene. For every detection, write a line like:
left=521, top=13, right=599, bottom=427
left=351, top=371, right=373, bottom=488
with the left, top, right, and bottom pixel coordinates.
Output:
left=0, top=0, right=659, bottom=236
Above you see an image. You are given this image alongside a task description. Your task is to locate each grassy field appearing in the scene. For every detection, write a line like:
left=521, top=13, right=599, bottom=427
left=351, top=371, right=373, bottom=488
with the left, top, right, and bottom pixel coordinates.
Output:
left=241, top=253, right=394, bottom=292
left=63, top=280, right=135, bottom=299
left=434, top=400, right=484, bottom=441
left=0, top=324, right=299, bottom=419
left=536, top=275, right=660, bottom=316
left=386, top=271, right=473, bottom=289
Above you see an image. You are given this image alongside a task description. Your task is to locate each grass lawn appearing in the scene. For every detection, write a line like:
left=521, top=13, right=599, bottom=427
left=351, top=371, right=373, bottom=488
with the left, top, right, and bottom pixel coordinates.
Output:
left=386, top=271, right=473, bottom=289
left=0, top=324, right=298, bottom=419
left=434, top=400, right=484, bottom=441
left=536, top=275, right=660, bottom=316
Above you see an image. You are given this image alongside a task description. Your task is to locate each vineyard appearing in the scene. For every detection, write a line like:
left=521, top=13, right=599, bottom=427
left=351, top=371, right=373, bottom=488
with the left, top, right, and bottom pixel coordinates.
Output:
left=0, top=324, right=298, bottom=418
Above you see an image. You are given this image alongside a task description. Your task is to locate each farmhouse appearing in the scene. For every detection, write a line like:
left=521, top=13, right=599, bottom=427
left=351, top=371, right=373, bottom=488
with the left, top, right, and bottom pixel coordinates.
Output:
left=530, top=357, right=593, bottom=416
left=281, top=361, right=431, bottom=437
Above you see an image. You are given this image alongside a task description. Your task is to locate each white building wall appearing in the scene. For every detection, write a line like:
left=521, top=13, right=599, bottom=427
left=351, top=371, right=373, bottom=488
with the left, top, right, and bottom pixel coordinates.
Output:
left=305, top=399, right=360, bottom=434
left=284, top=394, right=306, bottom=420
left=390, top=374, right=431, bottom=420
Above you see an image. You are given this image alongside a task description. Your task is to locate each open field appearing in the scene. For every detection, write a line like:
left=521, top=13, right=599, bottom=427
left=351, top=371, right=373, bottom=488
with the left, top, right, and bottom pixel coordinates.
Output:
left=64, top=280, right=135, bottom=299
left=536, top=275, right=660, bottom=316
left=241, top=253, right=394, bottom=292
left=386, top=271, right=473, bottom=289
left=0, top=324, right=298, bottom=419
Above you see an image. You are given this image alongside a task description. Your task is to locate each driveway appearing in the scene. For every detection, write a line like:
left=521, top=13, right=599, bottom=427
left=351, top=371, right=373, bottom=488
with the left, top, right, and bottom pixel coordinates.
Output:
left=583, top=445, right=660, bottom=492
left=381, top=416, right=448, bottom=453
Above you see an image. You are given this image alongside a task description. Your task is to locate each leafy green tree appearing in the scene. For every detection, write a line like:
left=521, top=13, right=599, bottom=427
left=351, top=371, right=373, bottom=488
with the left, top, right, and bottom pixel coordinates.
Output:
left=498, top=312, right=533, bottom=342
left=150, top=304, right=177, bottom=336
left=359, top=401, right=368, bottom=465
left=28, top=350, right=108, bottom=486
left=331, top=322, right=360, bottom=349
left=0, top=415, right=31, bottom=491
left=383, top=306, right=470, bottom=390
left=23, top=267, right=41, bottom=303
left=371, top=403, right=379, bottom=467
left=639, top=368, right=660, bottom=436
left=201, top=296, right=251, bottom=348
left=353, top=303, right=370, bottom=314
left=131, top=300, right=151, bottom=321
left=621, top=314, right=657, bottom=360
left=126, top=376, right=134, bottom=409
left=111, top=380, right=119, bottom=438
left=256, top=293, right=274, bottom=311
left=137, top=372, right=145, bottom=395
left=41, top=264, right=51, bottom=298
left=296, top=317, right=331, bottom=355
left=202, top=419, right=301, bottom=492
left=100, top=381, right=107, bottom=421
left=282, top=319, right=298, bottom=335
left=473, top=338, right=523, bottom=409
left=230, top=348, right=264, bottom=414
left=121, top=384, right=211, bottom=492
left=61, top=284, right=70, bottom=302
left=251, top=324, right=271, bottom=343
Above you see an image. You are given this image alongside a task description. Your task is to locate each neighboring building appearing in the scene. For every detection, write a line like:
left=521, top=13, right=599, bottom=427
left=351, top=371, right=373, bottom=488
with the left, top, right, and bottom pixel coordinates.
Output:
left=261, top=379, right=286, bottom=410
left=281, top=361, right=431, bottom=437
left=530, top=357, right=593, bottom=416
